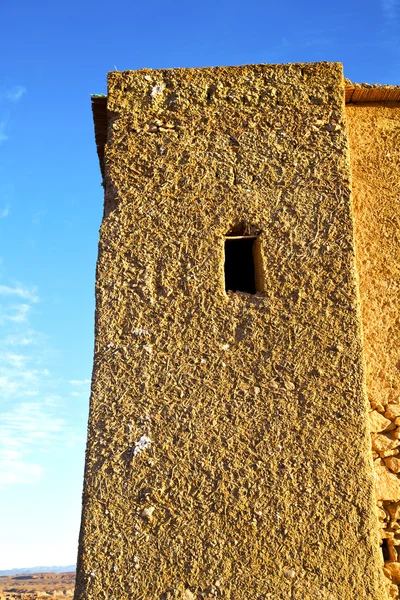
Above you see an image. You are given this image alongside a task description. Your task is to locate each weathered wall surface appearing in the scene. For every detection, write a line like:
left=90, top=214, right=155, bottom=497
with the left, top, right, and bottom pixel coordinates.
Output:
left=75, top=63, right=385, bottom=600
left=347, top=103, right=400, bottom=598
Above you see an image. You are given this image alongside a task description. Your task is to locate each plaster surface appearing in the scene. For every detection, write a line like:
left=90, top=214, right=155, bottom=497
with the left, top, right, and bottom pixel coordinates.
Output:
left=348, top=102, right=400, bottom=598
left=75, top=63, right=385, bottom=600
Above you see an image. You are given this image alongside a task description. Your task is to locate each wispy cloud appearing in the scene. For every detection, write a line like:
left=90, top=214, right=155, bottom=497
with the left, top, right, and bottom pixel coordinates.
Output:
left=0, top=86, right=26, bottom=103
left=69, top=379, right=90, bottom=386
left=0, top=450, right=42, bottom=485
left=0, top=303, right=31, bottom=325
left=0, top=402, right=64, bottom=485
left=382, top=0, right=399, bottom=24
left=0, top=350, right=50, bottom=399
left=0, top=120, right=8, bottom=144
left=0, top=206, right=9, bottom=219
left=4, top=86, right=26, bottom=102
left=0, top=285, right=43, bottom=400
left=69, top=379, right=91, bottom=398
left=0, top=402, right=63, bottom=438
left=4, top=331, right=36, bottom=346
left=0, top=85, right=26, bottom=147
left=0, top=283, right=39, bottom=303
left=0, top=283, right=39, bottom=302
left=0, top=284, right=38, bottom=326
left=32, top=210, right=47, bottom=226
left=0, top=279, right=54, bottom=484
left=0, top=273, right=88, bottom=486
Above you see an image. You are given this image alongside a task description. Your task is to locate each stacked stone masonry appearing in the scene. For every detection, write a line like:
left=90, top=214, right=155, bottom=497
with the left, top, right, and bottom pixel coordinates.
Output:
left=75, top=63, right=399, bottom=600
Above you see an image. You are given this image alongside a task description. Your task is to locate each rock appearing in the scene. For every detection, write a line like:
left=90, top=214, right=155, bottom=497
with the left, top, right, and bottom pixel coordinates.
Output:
left=388, top=503, right=400, bottom=522
left=283, top=568, right=296, bottom=580
left=384, top=449, right=400, bottom=458
left=377, top=507, right=387, bottom=521
left=384, top=562, right=400, bottom=585
left=388, top=583, right=399, bottom=598
left=140, top=506, right=155, bottom=521
left=369, top=410, right=393, bottom=432
left=386, top=404, right=400, bottom=421
left=375, top=464, right=400, bottom=501
left=383, top=531, right=395, bottom=539
left=384, top=566, right=392, bottom=579
left=323, top=123, right=339, bottom=132
left=372, top=433, right=400, bottom=454
left=371, top=400, right=386, bottom=413
left=385, top=457, right=400, bottom=473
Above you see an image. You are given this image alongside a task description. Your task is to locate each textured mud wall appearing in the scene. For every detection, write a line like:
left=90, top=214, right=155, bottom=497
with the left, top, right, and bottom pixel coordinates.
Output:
left=347, top=103, right=400, bottom=599
left=75, top=63, right=385, bottom=600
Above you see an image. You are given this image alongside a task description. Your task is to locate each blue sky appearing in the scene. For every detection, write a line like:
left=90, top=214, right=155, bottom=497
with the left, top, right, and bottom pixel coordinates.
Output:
left=0, top=0, right=398, bottom=570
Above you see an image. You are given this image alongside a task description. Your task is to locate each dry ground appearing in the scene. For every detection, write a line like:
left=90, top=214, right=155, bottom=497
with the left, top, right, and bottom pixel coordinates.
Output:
left=0, top=573, right=75, bottom=599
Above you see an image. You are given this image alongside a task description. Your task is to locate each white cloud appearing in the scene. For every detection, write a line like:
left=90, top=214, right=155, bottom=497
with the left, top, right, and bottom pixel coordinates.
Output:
left=4, top=332, right=34, bottom=346
left=0, top=273, right=88, bottom=489
left=1, top=402, right=63, bottom=435
left=4, top=86, right=26, bottom=102
left=0, top=284, right=46, bottom=402
left=0, top=455, right=42, bottom=486
left=0, top=206, right=9, bottom=219
left=0, top=284, right=39, bottom=303
left=0, top=348, right=53, bottom=402
left=0, top=303, right=31, bottom=325
left=32, top=210, right=47, bottom=226
left=382, top=0, right=398, bottom=21
left=69, top=379, right=90, bottom=386
left=4, top=353, right=28, bottom=369
left=65, top=432, right=85, bottom=448
left=0, top=120, right=8, bottom=144
left=0, top=288, right=46, bottom=403
left=69, top=379, right=91, bottom=399
left=0, top=402, right=64, bottom=485
left=9, top=304, right=30, bottom=323
left=0, top=85, right=26, bottom=147
left=0, top=368, right=46, bottom=399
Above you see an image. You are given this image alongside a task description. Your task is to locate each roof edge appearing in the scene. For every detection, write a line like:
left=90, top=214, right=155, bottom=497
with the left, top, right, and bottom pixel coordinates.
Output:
left=91, top=83, right=400, bottom=179
left=345, top=82, right=400, bottom=104
left=91, top=95, right=107, bottom=181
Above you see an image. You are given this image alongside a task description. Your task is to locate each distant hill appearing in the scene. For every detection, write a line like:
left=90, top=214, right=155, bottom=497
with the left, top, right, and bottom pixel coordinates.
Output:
left=0, top=565, right=75, bottom=576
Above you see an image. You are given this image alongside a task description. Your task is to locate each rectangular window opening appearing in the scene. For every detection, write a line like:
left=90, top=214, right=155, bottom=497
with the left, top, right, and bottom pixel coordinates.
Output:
left=224, top=235, right=261, bottom=294
left=381, top=538, right=390, bottom=562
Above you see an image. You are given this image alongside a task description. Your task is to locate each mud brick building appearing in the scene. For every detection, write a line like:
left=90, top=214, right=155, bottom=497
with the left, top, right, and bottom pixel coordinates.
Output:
left=75, top=62, right=400, bottom=600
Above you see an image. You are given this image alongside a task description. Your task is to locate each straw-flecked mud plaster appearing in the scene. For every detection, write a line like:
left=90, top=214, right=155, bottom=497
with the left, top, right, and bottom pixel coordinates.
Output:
left=75, top=63, right=385, bottom=600
left=348, top=103, right=400, bottom=599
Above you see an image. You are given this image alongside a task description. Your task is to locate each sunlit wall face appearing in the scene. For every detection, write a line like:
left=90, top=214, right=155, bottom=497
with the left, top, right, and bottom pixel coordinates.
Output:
left=74, top=63, right=386, bottom=600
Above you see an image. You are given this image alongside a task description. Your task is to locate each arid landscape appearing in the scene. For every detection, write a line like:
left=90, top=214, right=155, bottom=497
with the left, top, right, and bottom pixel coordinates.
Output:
left=0, top=573, right=75, bottom=599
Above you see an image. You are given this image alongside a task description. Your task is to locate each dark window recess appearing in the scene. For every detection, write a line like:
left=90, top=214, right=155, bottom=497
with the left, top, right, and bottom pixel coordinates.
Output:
left=381, top=538, right=390, bottom=561
left=224, top=236, right=257, bottom=294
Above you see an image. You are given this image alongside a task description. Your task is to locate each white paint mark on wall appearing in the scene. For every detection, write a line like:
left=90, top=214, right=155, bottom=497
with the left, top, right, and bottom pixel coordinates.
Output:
left=133, top=435, right=151, bottom=457
left=151, top=82, right=165, bottom=98
left=133, top=328, right=150, bottom=336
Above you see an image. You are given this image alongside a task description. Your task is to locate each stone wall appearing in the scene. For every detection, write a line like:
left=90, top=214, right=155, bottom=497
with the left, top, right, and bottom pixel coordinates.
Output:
left=74, top=63, right=386, bottom=599
left=347, top=102, right=400, bottom=599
